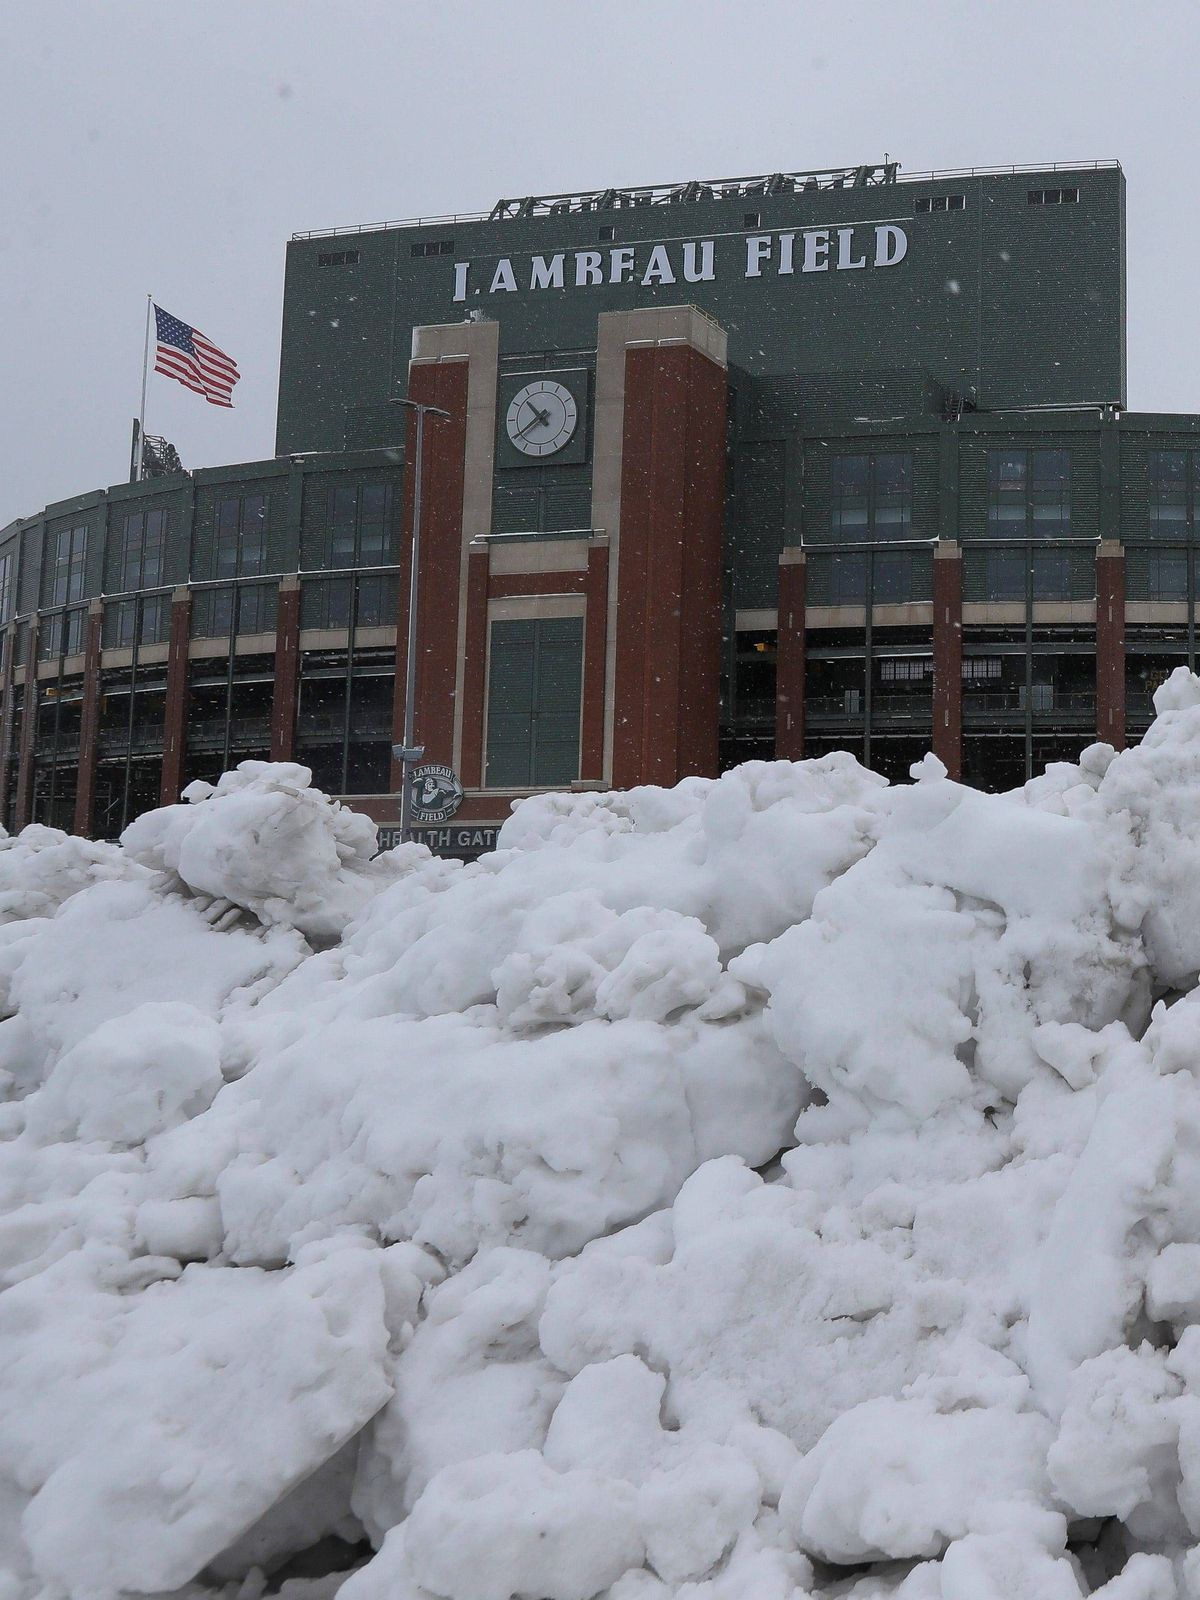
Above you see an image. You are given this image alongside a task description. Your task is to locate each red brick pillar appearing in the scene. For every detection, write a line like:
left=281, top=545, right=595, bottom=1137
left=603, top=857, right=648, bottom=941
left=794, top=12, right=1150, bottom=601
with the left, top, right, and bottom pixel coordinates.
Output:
left=932, top=543, right=963, bottom=780
left=776, top=550, right=806, bottom=760
left=74, top=602, right=104, bottom=835
left=612, top=343, right=727, bottom=788
left=159, top=588, right=192, bottom=805
left=14, top=618, right=39, bottom=830
left=458, top=547, right=489, bottom=789
left=581, top=539, right=611, bottom=781
left=391, top=360, right=470, bottom=788
left=1096, top=541, right=1126, bottom=750
left=271, top=578, right=301, bottom=762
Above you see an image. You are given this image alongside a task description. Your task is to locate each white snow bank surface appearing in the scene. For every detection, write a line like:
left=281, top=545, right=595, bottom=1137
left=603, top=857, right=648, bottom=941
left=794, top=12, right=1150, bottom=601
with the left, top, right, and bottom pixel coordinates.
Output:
left=10, top=695, right=1200, bottom=1596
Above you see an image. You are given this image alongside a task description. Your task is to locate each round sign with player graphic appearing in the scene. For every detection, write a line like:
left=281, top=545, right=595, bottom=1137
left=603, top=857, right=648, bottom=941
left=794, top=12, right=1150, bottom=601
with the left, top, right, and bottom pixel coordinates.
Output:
left=409, top=763, right=464, bottom=823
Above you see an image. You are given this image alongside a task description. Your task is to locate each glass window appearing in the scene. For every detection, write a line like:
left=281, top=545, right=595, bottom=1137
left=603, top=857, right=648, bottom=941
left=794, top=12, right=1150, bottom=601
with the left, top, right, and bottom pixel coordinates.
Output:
left=0, top=548, right=14, bottom=623
left=1030, top=449, right=1071, bottom=537
left=831, top=456, right=870, bottom=537
left=984, top=548, right=1027, bottom=600
left=873, top=549, right=913, bottom=602
left=1145, top=549, right=1188, bottom=601
left=831, top=454, right=912, bottom=540
left=987, top=449, right=1071, bottom=537
left=121, top=512, right=144, bottom=590
left=215, top=494, right=268, bottom=579
left=120, top=508, right=167, bottom=591
left=829, top=551, right=867, bottom=605
left=324, top=482, right=394, bottom=570
left=1150, top=451, right=1191, bottom=537
left=1032, top=548, right=1072, bottom=600
left=52, top=525, right=88, bottom=606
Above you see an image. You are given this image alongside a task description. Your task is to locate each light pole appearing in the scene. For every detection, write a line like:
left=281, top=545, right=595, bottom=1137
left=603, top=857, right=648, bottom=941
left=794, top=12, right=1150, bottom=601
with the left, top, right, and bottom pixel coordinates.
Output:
left=390, top=396, right=451, bottom=841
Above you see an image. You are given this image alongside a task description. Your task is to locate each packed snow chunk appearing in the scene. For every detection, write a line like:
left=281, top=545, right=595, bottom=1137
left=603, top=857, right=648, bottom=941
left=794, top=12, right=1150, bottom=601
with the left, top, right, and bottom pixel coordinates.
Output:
left=737, top=769, right=1145, bottom=1119
left=935, top=1532, right=1084, bottom=1600
left=120, top=760, right=402, bottom=941
left=7, top=878, right=304, bottom=1074
left=544, top=1355, right=669, bottom=1483
left=0, top=823, right=139, bottom=926
left=208, top=1010, right=799, bottom=1269
left=354, top=1248, right=561, bottom=1540
left=1093, top=675, right=1200, bottom=987
left=7, top=1243, right=393, bottom=1595
left=1048, top=1345, right=1184, bottom=1539
left=403, top=1450, right=643, bottom=1600
left=495, top=754, right=885, bottom=957
left=493, top=894, right=742, bottom=1028
left=24, top=1002, right=222, bottom=1146
left=637, top=1443, right=761, bottom=1583
left=1025, top=1060, right=1181, bottom=1415
left=778, top=1396, right=1055, bottom=1564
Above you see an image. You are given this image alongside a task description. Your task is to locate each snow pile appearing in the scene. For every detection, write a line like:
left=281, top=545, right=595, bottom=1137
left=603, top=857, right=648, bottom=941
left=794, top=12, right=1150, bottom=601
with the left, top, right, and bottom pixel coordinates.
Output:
left=11, top=683, right=1200, bottom=1595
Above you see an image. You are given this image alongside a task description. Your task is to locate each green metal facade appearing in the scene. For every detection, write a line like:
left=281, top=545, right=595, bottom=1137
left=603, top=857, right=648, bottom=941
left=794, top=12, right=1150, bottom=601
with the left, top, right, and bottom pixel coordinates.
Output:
left=277, top=165, right=1125, bottom=456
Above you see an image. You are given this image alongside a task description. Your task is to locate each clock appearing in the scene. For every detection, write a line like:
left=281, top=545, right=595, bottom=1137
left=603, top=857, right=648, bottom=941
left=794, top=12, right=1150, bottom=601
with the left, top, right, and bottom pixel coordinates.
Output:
left=505, top=380, right=578, bottom=458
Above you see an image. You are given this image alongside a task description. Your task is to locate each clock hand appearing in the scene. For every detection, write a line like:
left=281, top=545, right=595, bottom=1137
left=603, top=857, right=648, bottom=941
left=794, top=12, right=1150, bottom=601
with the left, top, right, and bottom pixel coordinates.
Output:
left=517, top=404, right=552, bottom=438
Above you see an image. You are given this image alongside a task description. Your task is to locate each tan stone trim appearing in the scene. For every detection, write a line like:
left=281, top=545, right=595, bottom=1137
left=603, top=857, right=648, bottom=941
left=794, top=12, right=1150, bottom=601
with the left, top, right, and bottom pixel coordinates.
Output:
left=36, top=654, right=85, bottom=680
left=1127, top=602, right=1188, bottom=624
left=873, top=602, right=934, bottom=626
left=734, top=609, right=778, bottom=631
left=488, top=538, right=591, bottom=575
left=961, top=603, right=1024, bottom=625
left=805, top=606, right=866, bottom=628
left=487, top=595, right=586, bottom=621
left=101, top=644, right=169, bottom=669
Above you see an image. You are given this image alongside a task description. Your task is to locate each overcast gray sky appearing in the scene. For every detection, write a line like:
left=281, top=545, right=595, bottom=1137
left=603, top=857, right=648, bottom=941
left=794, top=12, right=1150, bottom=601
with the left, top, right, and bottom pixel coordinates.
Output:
left=3, top=0, right=1198, bottom=528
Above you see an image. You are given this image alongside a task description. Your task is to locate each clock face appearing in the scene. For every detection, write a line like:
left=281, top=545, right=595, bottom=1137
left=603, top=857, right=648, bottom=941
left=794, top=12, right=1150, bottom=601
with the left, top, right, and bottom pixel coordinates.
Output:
left=505, top=380, right=578, bottom=458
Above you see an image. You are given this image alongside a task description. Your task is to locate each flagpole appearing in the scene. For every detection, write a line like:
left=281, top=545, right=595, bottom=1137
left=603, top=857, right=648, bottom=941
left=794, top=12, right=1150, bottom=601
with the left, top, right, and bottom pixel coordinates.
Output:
left=135, top=294, right=152, bottom=483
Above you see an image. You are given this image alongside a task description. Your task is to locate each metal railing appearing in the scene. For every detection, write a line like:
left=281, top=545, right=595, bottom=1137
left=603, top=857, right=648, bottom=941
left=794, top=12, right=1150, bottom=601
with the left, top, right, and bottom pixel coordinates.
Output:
left=289, top=159, right=1119, bottom=239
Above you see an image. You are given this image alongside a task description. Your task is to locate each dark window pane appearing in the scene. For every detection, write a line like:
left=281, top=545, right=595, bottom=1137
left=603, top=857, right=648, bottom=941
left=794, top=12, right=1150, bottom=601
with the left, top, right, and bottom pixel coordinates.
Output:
left=830, top=551, right=867, bottom=604
left=985, top=549, right=1026, bottom=600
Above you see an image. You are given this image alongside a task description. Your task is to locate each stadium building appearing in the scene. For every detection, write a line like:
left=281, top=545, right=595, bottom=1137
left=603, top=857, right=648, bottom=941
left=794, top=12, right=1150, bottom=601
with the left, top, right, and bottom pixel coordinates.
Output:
left=5, top=156, right=1198, bottom=853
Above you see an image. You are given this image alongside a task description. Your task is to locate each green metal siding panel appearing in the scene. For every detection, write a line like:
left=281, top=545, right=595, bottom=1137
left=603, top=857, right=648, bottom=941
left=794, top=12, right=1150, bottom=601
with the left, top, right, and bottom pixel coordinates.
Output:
left=485, top=620, right=537, bottom=787
left=300, top=468, right=403, bottom=570
left=732, top=442, right=786, bottom=609
left=278, top=168, right=1125, bottom=455
left=958, top=432, right=1101, bottom=540
left=800, top=437, right=938, bottom=545
left=193, top=480, right=290, bottom=580
left=532, top=617, right=584, bottom=785
left=485, top=616, right=582, bottom=787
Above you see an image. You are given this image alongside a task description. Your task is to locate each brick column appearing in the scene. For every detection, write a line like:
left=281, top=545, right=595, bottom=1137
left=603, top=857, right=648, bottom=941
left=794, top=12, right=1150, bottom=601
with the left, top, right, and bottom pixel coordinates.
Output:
left=14, top=618, right=39, bottom=830
left=73, top=601, right=104, bottom=835
left=610, top=329, right=727, bottom=788
left=459, top=547, right=489, bottom=789
left=391, top=358, right=471, bottom=788
left=1096, top=540, right=1126, bottom=750
left=271, top=578, right=301, bottom=761
left=580, top=539, right=610, bottom=781
left=776, top=549, right=806, bottom=761
left=159, top=587, right=192, bottom=805
left=932, top=543, right=963, bottom=780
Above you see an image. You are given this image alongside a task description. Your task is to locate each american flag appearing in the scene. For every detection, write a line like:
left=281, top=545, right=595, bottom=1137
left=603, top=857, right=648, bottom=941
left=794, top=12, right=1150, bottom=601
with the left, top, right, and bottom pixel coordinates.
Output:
left=153, top=305, right=240, bottom=408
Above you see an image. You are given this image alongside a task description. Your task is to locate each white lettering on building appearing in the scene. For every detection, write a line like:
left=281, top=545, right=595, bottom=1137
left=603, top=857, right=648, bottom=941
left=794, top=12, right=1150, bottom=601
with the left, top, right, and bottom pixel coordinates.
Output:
left=488, top=258, right=518, bottom=293
left=450, top=223, right=908, bottom=301
left=530, top=253, right=565, bottom=290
